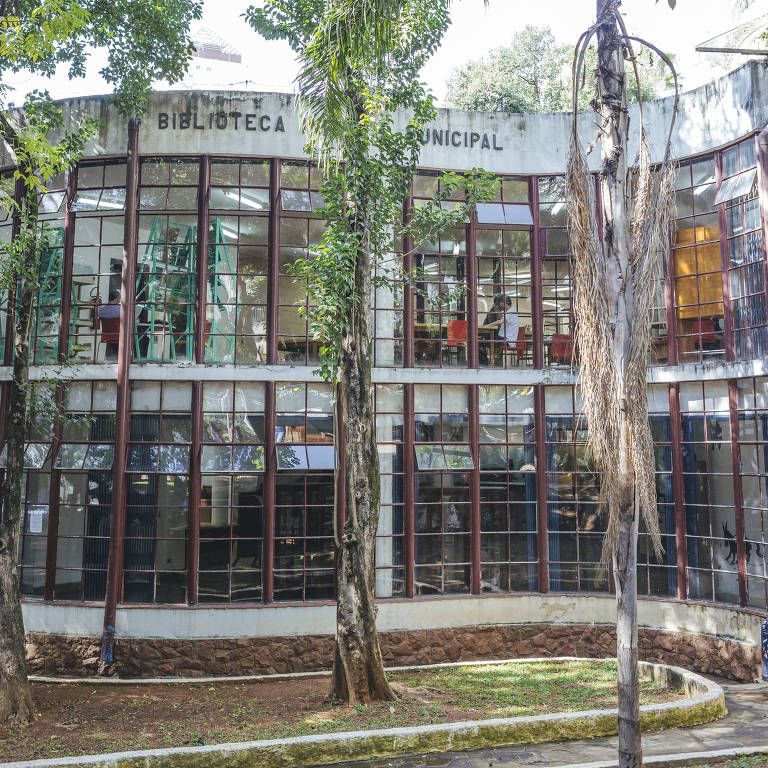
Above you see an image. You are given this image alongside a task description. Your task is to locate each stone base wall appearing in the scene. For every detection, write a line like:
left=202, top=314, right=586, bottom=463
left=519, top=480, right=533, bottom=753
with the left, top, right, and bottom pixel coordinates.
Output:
left=25, top=623, right=762, bottom=682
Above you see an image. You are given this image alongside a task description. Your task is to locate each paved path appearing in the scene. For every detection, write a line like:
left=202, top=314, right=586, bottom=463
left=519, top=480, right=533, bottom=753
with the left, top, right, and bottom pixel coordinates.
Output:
left=323, top=680, right=768, bottom=768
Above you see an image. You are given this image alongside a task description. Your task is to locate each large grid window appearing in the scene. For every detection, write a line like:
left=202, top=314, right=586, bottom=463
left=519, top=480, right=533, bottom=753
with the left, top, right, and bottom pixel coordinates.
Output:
left=273, top=381, right=335, bottom=601
left=32, top=173, right=68, bottom=363
left=640, top=385, right=678, bottom=597
left=15, top=419, right=55, bottom=598
left=373, top=248, right=404, bottom=368
left=477, top=229, right=533, bottom=368
left=277, top=161, right=325, bottom=365
left=673, top=156, right=722, bottom=362
left=69, top=159, right=126, bottom=362
left=721, top=138, right=767, bottom=359
left=539, top=177, right=573, bottom=368
left=198, top=381, right=265, bottom=603
left=545, top=386, right=606, bottom=593
left=413, top=228, right=468, bottom=367
left=735, top=377, right=768, bottom=611
left=206, top=158, right=270, bottom=364
left=135, top=158, right=199, bottom=362
left=414, top=384, right=473, bottom=594
left=5, top=386, right=56, bottom=596
left=477, top=175, right=532, bottom=369
left=0, top=170, right=15, bottom=361
left=375, top=384, right=405, bottom=597
left=478, top=385, right=537, bottom=592
left=55, top=381, right=116, bottom=600
left=680, top=381, right=739, bottom=604
left=412, top=171, right=469, bottom=368
left=123, top=381, right=191, bottom=603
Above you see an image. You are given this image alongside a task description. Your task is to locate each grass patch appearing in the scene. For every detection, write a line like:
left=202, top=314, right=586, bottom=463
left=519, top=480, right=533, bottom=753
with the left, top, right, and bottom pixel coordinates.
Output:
left=694, top=757, right=768, bottom=768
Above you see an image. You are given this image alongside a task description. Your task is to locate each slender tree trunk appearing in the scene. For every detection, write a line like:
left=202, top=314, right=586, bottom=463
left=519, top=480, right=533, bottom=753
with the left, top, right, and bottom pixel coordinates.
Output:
left=0, top=186, right=38, bottom=725
left=330, top=228, right=395, bottom=705
left=596, top=1, right=642, bottom=766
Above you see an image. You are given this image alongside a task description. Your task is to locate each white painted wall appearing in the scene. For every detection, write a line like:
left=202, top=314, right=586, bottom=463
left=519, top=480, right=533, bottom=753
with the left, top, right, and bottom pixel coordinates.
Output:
left=4, top=61, right=768, bottom=174
left=22, top=594, right=764, bottom=648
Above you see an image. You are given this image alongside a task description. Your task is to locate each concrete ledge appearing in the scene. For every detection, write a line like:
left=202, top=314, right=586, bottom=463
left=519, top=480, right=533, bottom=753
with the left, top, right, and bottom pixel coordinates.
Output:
left=6, top=660, right=726, bottom=768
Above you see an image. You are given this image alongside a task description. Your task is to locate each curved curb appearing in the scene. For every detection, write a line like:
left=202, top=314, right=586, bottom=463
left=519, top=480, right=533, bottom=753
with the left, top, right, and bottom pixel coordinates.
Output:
left=5, top=660, right=726, bottom=768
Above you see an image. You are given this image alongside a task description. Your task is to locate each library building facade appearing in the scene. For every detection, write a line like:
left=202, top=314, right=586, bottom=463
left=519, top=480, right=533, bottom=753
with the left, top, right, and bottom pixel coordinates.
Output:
left=4, top=61, right=768, bottom=679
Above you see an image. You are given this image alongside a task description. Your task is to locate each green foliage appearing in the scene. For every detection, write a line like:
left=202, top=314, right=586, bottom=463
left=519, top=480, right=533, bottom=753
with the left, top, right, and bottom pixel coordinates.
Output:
left=445, top=24, right=672, bottom=114
left=0, top=0, right=203, bottom=116
left=249, top=0, right=498, bottom=383
left=2, top=90, right=94, bottom=196
left=245, top=0, right=324, bottom=51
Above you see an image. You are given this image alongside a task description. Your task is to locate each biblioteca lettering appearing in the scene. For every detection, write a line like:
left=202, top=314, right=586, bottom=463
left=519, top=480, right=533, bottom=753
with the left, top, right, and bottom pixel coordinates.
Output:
left=156, top=112, right=504, bottom=151
left=157, top=111, right=287, bottom=131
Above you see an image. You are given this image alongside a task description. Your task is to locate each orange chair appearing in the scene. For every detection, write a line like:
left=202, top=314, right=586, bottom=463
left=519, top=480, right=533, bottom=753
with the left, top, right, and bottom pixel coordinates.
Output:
left=445, top=318, right=468, bottom=364
left=549, top=334, right=573, bottom=365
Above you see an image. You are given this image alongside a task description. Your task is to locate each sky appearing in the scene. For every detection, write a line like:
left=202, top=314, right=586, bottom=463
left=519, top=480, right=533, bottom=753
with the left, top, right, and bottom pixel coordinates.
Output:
left=3, top=0, right=767, bottom=107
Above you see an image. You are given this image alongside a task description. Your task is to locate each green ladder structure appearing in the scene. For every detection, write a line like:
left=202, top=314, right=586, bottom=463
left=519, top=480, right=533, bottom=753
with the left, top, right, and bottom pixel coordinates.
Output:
left=205, top=217, right=236, bottom=362
left=134, top=216, right=197, bottom=362
left=34, top=225, right=66, bottom=363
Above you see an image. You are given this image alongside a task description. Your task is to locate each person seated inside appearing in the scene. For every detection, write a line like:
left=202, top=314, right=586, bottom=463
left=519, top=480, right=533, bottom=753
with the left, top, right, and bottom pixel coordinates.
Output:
left=484, top=294, right=519, bottom=356
left=97, top=289, right=121, bottom=360
left=479, top=294, right=503, bottom=365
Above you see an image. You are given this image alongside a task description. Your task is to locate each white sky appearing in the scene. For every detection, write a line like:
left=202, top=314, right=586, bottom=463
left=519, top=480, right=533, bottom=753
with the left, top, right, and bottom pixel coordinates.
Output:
left=3, top=0, right=765, bottom=107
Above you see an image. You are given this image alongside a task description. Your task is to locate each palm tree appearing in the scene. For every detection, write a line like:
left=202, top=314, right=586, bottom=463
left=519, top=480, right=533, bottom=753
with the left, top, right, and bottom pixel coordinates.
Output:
left=251, top=0, right=470, bottom=705
left=566, top=1, right=679, bottom=766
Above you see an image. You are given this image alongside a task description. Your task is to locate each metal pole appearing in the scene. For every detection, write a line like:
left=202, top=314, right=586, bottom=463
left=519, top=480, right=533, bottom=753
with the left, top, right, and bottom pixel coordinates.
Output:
left=403, top=195, right=415, bottom=369
left=469, top=384, right=481, bottom=592
left=531, top=178, right=544, bottom=369
left=403, top=383, right=415, bottom=597
left=195, top=155, right=210, bottom=364
left=534, top=385, right=548, bottom=592
left=668, top=383, right=688, bottom=600
left=45, top=166, right=77, bottom=600
left=267, top=159, right=280, bottom=365
left=467, top=216, right=479, bottom=369
left=263, top=381, right=275, bottom=602
left=715, top=151, right=735, bottom=363
left=100, top=118, right=140, bottom=667
left=728, top=379, right=748, bottom=606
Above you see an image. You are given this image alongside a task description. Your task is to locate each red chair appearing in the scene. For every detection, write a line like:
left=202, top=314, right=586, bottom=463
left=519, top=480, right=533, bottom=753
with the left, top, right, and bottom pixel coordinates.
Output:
left=693, top=318, right=718, bottom=350
left=507, top=325, right=528, bottom=365
left=446, top=318, right=468, bottom=345
left=549, top=334, right=573, bottom=365
left=98, top=316, right=120, bottom=345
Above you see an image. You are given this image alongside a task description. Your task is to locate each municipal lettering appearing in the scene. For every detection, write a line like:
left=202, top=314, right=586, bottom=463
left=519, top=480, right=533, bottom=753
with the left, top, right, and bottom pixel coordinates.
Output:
left=421, top=127, right=503, bottom=151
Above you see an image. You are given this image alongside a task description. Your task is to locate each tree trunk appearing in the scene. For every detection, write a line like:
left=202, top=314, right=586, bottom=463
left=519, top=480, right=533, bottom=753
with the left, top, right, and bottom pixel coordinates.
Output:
left=596, top=1, right=642, bottom=765
left=330, top=228, right=395, bottom=705
left=0, top=186, right=38, bottom=726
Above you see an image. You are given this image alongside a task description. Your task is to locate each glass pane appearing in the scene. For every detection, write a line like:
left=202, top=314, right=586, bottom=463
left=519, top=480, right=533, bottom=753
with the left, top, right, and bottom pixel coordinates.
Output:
left=55, top=443, right=87, bottom=469
left=276, top=444, right=308, bottom=470
left=415, top=445, right=447, bottom=470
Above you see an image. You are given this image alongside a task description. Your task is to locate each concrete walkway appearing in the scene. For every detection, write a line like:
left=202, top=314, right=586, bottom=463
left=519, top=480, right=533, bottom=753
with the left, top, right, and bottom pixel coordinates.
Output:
left=325, top=679, right=768, bottom=768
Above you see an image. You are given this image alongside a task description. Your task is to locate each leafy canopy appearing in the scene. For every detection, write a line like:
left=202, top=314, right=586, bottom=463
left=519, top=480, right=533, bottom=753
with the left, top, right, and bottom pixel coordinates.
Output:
left=0, top=0, right=203, bottom=116
left=445, top=24, right=672, bottom=114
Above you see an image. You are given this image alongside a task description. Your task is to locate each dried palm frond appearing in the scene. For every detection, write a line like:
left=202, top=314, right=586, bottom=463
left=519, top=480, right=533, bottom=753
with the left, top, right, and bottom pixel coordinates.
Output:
left=566, top=5, right=679, bottom=563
